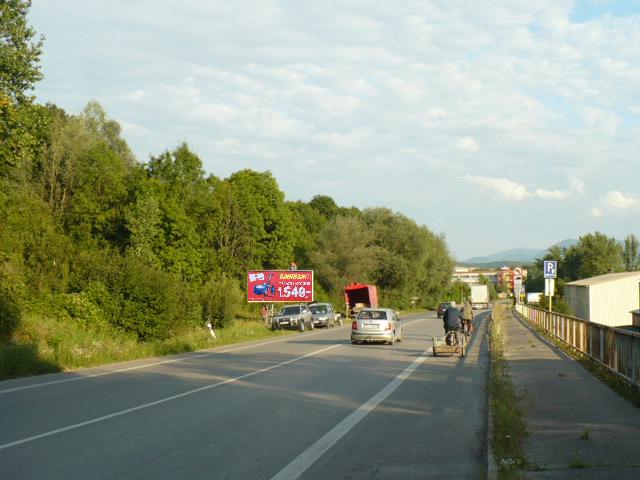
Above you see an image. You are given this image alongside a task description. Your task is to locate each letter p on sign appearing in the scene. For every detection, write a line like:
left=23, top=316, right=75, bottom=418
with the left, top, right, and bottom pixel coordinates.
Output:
left=543, top=260, right=557, bottom=278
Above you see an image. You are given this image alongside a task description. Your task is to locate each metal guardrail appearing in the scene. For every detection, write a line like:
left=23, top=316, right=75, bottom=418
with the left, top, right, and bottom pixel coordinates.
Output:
left=515, top=303, right=640, bottom=387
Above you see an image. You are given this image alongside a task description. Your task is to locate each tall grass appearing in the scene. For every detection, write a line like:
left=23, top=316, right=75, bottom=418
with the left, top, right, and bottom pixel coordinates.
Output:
left=0, top=308, right=293, bottom=380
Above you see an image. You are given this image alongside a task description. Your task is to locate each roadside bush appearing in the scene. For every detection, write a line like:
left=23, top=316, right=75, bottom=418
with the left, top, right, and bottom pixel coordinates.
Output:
left=0, top=284, right=21, bottom=342
left=539, top=295, right=574, bottom=316
left=84, top=281, right=120, bottom=327
left=58, top=292, right=103, bottom=327
left=199, top=275, right=243, bottom=329
left=378, top=289, right=409, bottom=310
left=68, top=243, right=125, bottom=293
left=0, top=342, right=60, bottom=379
left=112, top=255, right=193, bottom=340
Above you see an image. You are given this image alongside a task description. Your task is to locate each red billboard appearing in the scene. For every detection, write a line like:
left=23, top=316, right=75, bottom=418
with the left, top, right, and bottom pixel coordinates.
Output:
left=247, top=270, right=314, bottom=303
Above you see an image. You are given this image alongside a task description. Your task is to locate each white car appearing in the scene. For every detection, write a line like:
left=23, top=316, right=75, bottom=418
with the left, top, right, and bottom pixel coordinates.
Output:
left=351, top=308, right=403, bottom=345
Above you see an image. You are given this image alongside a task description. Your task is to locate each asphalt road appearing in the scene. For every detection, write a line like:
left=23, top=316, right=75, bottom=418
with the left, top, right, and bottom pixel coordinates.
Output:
left=0, top=310, right=490, bottom=480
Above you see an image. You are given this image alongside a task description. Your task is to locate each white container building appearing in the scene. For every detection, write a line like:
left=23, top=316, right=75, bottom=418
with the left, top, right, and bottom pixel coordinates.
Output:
left=564, top=271, right=640, bottom=327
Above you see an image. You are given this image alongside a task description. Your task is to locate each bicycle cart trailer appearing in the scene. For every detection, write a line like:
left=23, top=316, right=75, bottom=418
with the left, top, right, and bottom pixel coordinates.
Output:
left=432, top=330, right=466, bottom=357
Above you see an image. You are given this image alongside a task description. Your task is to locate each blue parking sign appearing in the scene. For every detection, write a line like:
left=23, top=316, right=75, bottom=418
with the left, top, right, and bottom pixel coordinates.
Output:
left=543, top=260, right=557, bottom=278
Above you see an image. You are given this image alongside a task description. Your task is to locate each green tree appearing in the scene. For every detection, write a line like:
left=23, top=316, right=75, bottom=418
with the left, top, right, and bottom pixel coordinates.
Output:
left=414, top=231, right=455, bottom=307
left=208, top=181, right=253, bottom=277
left=125, top=183, right=163, bottom=268
left=478, top=274, right=498, bottom=300
left=309, top=215, right=377, bottom=294
left=287, top=200, right=327, bottom=270
left=147, top=142, right=205, bottom=193
left=39, top=104, right=133, bottom=245
left=447, top=281, right=471, bottom=305
left=0, top=0, right=47, bottom=176
left=569, top=232, right=624, bottom=279
left=0, top=99, right=49, bottom=177
left=308, top=195, right=340, bottom=220
left=224, top=170, right=295, bottom=270
left=0, top=182, right=72, bottom=295
left=82, top=101, right=135, bottom=164
left=623, top=234, right=639, bottom=271
left=0, top=0, right=43, bottom=103
left=144, top=144, right=213, bottom=282
left=364, top=208, right=454, bottom=305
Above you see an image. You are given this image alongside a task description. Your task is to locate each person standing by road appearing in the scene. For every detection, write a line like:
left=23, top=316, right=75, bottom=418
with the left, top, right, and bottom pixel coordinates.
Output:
left=443, top=301, right=462, bottom=345
left=261, top=304, right=270, bottom=327
left=461, top=298, right=474, bottom=334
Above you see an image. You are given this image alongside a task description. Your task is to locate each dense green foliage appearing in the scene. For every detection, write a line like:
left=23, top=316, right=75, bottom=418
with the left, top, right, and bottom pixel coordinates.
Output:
left=0, top=0, right=43, bottom=103
left=0, top=2, right=456, bottom=378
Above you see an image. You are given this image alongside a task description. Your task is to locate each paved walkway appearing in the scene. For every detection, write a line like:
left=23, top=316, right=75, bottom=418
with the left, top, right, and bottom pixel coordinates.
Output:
left=502, top=310, right=640, bottom=479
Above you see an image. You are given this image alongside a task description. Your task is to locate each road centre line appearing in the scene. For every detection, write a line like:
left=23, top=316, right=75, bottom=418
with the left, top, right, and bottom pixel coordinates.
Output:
left=269, top=350, right=430, bottom=480
left=0, top=342, right=346, bottom=451
left=0, top=316, right=428, bottom=395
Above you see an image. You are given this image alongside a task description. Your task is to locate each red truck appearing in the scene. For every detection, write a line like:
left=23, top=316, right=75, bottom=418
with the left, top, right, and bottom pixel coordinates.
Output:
left=344, top=283, right=379, bottom=318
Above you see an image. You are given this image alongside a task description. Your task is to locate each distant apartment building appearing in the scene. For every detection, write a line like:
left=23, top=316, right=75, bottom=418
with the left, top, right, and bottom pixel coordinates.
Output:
left=497, top=266, right=528, bottom=291
left=454, top=266, right=527, bottom=293
left=453, top=267, right=498, bottom=285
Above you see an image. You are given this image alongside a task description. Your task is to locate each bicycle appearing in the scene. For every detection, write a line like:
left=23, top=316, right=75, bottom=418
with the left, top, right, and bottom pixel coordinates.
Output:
left=461, top=319, right=473, bottom=338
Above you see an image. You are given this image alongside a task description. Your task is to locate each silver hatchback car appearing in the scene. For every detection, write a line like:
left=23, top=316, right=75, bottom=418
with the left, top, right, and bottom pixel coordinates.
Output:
left=351, top=308, right=403, bottom=345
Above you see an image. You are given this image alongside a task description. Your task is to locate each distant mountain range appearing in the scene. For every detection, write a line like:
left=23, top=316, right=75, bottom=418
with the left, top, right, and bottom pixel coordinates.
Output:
left=462, top=239, right=578, bottom=266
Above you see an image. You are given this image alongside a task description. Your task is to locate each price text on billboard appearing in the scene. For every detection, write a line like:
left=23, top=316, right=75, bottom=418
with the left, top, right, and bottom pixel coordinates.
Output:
left=247, top=270, right=314, bottom=303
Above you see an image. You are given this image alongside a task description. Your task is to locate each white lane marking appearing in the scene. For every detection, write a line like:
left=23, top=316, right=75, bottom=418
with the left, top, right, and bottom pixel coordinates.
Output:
left=0, top=316, right=430, bottom=395
left=269, top=351, right=429, bottom=480
left=0, top=327, right=345, bottom=395
left=0, top=342, right=346, bottom=451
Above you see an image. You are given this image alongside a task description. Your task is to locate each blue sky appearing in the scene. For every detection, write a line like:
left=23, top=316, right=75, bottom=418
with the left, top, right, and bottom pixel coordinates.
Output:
left=28, top=1, right=640, bottom=260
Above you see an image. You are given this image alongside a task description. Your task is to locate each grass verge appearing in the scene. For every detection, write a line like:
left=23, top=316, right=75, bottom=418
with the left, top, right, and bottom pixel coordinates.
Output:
left=0, top=314, right=295, bottom=381
left=489, top=303, right=528, bottom=479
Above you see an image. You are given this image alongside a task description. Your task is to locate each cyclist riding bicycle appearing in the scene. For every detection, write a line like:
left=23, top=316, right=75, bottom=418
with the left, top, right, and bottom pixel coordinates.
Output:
left=461, top=298, right=474, bottom=335
left=442, top=301, right=462, bottom=345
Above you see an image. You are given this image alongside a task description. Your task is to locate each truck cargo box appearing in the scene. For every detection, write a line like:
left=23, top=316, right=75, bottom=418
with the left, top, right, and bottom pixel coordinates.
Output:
left=344, top=283, right=379, bottom=317
left=470, top=284, right=489, bottom=309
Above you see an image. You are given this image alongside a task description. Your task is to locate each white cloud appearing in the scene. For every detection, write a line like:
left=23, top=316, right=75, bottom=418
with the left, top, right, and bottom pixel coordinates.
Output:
left=467, top=175, right=587, bottom=202
left=466, top=175, right=531, bottom=201
left=590, top=191, right=640, bottom=218
left=534, top=188, right=570, bottom=200
left=603, top=191, right=639, bottom=210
